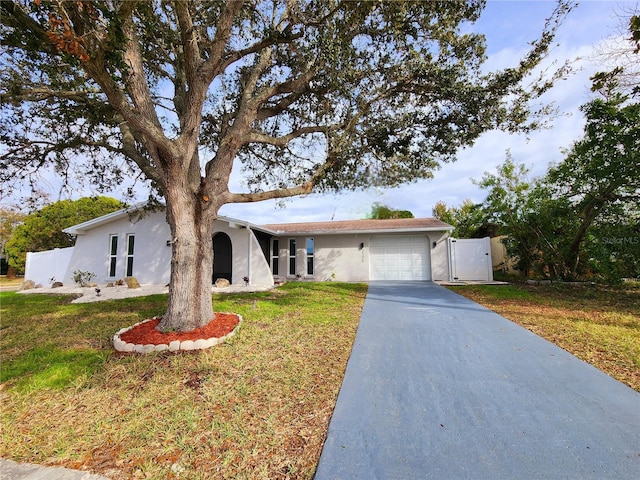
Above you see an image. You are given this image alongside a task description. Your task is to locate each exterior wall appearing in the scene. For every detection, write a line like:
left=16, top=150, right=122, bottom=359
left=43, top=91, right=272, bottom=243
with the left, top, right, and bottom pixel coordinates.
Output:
left=273, top=234, right=370, bottom=282
left=315, top=234, right=370, bottom=282
left=63, top=211, right=274, bottom=286
left=248, top=230, right=274, bottom=286
left=213, top=221, right=247, bottom=285
left=25, top=247, right=75, bottom=286
left=274, top=231, right=452, bottom=282
left=64, top=211, right=172, bottom=285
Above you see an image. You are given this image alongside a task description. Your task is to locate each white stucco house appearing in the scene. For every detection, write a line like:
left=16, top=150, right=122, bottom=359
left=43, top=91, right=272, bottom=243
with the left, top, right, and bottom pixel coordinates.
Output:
left=24, top=204, right=492, bottom=287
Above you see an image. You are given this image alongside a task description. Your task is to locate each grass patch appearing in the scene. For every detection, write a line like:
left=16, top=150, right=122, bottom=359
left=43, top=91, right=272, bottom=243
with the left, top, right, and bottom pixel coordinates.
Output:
left=1, top=346, right=107, bottom=391
left=0, top=282, right=367, bottom=479
left=447, top=282, right=640, bottom=392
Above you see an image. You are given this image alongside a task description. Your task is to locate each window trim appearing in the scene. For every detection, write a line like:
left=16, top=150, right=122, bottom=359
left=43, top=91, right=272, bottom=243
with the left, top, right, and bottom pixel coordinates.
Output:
left=271, top=239, right=280, bottom=276
left=288, top=238, right=296, bottom=277
left=108, top=234, right=118, bottom=278
left=305, top=237, right=314, bottom=277
left=125, top=234, right=135, bottom=277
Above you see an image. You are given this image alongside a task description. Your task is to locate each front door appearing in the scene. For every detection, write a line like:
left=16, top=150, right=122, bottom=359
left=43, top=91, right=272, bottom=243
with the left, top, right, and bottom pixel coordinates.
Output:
left=213, top=232, right=232, bottom=283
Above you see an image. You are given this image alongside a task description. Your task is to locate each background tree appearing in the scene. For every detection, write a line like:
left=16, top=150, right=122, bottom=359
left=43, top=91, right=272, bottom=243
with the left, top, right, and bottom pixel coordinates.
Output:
left=586, top=212, right=640, bottom=282
left=476, top=74, right=639, bottom=281
left=592, top=8, right=639, bottom=94
left=540, top=79, right=639, bottom=279
left=0, top=207, right=26, bottom=257
left=432, top=199, right=485, bottom=238
left=0, top=0, right=573, bottom=331
left=0, top=207, right=26, bottom=275
left=367, top=202, right=414, bottom=220
left=475, top=153, right=543, bottom=276
left=5, top=197, right=123, bottom=272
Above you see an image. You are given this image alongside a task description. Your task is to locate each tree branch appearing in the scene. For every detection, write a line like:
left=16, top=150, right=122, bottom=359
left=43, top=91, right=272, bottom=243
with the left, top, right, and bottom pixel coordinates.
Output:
left=225, top=182, right=313, bottom=204
left=0, top=86, right=99, bottom=103
left=174, top=0, right=200, bottom=89
left=199, top=0, right=245, bottom=82
left=247, top=125, right=332, bottom=147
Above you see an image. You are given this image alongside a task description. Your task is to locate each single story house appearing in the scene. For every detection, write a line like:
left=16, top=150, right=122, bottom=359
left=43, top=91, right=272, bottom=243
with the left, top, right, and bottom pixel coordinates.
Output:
left=24, top=205, right=493, bottom=287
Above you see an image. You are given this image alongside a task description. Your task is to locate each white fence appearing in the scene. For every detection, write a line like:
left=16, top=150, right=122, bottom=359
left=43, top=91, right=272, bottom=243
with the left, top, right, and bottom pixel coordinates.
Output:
left=24, top=247, right=75, bottom=286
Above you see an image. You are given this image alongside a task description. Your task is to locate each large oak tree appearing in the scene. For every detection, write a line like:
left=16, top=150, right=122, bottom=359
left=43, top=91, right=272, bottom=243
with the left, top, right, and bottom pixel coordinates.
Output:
left=1, top=0, right=572, bottom=331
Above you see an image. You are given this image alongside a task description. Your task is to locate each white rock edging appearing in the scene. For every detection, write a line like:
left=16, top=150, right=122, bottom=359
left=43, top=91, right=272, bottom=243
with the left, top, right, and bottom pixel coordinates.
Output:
left=112, top=314, right=242, bottom=353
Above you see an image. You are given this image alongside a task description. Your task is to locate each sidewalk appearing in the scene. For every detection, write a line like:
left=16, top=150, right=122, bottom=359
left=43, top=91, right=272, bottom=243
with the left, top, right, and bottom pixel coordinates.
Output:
left=315, top=281, right=640, bottom=479
left=0, top=459, right=109, bottom=480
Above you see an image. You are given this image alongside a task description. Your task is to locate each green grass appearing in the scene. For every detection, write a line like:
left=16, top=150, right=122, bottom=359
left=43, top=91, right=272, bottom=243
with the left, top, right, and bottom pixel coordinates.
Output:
left=447, top=282, right=640, bottom=391
left=0, top=283, right=367, bottom=479
left=1, top=346, right=108, bottom=391
left=461, top=284, right=533, bottom=300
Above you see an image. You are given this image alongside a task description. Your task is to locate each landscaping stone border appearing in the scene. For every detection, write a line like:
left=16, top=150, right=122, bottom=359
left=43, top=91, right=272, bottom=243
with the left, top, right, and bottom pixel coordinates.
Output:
left=112, top=314, right=242, bottom=353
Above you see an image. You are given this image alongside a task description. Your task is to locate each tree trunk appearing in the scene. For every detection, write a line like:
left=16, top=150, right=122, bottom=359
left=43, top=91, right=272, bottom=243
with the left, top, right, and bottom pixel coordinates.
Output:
left=157, top=193, right=218, bottom=332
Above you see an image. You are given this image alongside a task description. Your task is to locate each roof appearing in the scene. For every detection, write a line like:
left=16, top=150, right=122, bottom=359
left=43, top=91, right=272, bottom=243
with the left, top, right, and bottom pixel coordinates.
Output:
left=261, top=218, right=453, bottom=235
left=62, top=203, right=260, bottom=235
left=62, top=202, right=149, bottom=235
left=62, top=203, right=453, bottom=236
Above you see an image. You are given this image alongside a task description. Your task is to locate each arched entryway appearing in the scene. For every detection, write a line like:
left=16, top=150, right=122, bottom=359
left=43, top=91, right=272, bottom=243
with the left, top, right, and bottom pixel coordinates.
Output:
left=213, top=232, right=232, bottom=284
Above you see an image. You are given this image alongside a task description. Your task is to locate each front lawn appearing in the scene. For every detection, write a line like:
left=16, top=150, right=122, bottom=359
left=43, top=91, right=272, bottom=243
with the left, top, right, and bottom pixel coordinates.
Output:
left=447, top=282, right=640, bottom=392
left=0, top=282, right=367, bottom=479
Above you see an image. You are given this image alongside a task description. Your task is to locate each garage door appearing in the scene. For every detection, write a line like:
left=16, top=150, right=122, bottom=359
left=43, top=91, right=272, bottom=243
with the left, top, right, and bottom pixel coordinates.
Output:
left=370, top=236, right=430, bottom=281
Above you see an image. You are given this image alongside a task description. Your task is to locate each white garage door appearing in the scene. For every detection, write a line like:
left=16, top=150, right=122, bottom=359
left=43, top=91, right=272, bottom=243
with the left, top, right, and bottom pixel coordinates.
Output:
left=370, top=236, right=430, bottom=281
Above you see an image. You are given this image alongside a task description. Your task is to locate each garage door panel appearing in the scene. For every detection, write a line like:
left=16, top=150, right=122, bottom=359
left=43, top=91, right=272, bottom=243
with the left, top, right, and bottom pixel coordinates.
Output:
left=370, top=235, right=430, bottom=281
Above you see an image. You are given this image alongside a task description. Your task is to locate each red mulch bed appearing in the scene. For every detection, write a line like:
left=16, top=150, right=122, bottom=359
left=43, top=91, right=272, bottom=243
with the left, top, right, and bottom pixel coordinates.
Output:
left=119, top=313, right=240, bottom=345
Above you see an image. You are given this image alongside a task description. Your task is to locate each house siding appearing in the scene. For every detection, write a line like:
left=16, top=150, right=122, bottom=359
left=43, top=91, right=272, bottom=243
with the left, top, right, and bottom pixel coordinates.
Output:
left=271, top=234, right=369, bottom=282
left=273, top=233, right=453, bottom=282
left=315, top=234, right=370, bottom=282
left=63, top=211, right=273, bottom=287
left=65, top=211, right=172, bottom=285
left=36, top=208, right=457, bottom=286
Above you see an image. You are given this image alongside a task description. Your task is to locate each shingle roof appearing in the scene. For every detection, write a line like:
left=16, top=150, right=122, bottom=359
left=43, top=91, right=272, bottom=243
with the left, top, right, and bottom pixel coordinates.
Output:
left=261, top=217, right=453, bottom=235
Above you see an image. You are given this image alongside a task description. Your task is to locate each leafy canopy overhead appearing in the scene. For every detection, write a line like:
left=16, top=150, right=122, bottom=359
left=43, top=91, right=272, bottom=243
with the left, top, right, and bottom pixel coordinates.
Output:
left=0, top=0, right=573, bottom=205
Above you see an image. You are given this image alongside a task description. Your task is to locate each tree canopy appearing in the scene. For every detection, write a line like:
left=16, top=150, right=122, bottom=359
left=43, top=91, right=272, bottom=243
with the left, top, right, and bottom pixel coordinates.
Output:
left=367, top=202, right=413, bottom=220
left=432, top=199, right=486, bottom=238
left=0, top=0, right=573, bottom=331
left=5, top=196, right=123, bottom=272
left=475, top=80, right=639, bottom=281
left=0, top=207, right=25, bottom=256
left=1, top=0, right=573, bottom=201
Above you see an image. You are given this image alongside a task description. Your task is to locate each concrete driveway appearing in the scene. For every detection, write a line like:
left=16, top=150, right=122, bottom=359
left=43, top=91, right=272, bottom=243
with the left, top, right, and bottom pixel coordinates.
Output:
left=315, top=282, right=640, bottom=479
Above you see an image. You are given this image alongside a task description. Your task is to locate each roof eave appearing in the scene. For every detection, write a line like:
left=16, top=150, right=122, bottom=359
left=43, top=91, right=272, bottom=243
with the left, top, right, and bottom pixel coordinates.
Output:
left=266, top=226, right=454, bottom=236
left=62, top=202, right=148, bottom=235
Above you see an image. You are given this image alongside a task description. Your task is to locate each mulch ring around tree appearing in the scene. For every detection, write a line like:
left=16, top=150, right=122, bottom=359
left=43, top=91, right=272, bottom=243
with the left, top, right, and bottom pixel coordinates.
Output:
left=113, top=313, right=241, bottom=353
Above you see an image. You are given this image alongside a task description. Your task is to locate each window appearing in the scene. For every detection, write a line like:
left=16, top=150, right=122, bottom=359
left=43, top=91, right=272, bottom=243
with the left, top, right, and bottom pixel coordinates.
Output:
left=306, top=237, right=314, bottom=276
left=288, top=239, right=296, bottom=276
left=271, top=239, right=279, bottom=275
left=108, top=235, right=118, bottom=277
left=126, top=234, right=135, bottom=277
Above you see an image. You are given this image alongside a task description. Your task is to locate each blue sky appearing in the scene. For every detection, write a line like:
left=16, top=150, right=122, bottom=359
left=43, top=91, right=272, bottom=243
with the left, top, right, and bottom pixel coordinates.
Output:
left=7, top=1, right=636, bottom=224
